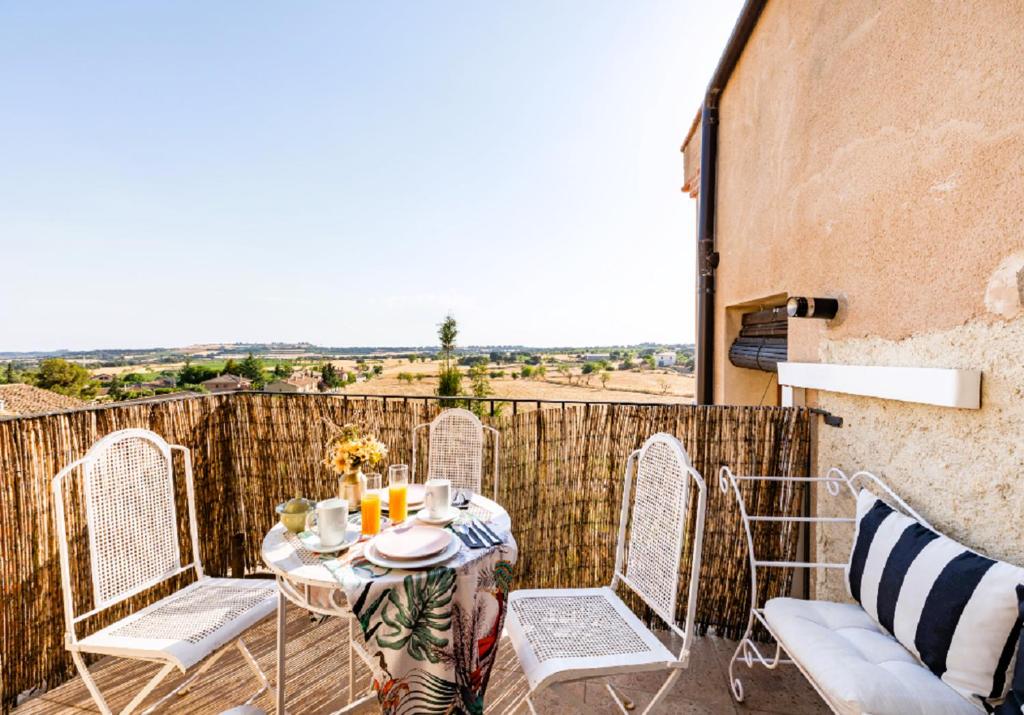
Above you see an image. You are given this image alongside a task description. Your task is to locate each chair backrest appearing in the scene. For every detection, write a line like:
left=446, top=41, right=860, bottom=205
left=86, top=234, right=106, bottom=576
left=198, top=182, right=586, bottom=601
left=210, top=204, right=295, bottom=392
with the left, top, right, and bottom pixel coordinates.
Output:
left=53, top=428, right=200, bottom=620
left=614, top=432, right=706, bottom=633
left=425, top=408, right=485, bottom=493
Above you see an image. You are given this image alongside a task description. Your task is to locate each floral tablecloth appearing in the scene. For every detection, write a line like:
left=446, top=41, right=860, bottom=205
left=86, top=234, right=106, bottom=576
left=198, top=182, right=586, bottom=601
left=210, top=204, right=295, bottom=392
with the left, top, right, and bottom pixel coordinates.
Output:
left=262, top=495, right=517, bottom=715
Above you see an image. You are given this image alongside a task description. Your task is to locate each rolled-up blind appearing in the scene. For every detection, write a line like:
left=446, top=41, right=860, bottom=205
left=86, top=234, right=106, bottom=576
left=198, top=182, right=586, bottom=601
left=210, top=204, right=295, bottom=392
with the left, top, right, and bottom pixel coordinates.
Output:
left=729, top=306, right=788, bottom=372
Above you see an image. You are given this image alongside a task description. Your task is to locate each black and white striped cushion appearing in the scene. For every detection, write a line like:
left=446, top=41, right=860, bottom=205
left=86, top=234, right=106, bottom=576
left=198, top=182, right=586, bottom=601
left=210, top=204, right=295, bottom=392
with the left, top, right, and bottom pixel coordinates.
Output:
left=995, top=586, right=1024, bottom=714
left=991, top=585, right=1024, bottom=712
left=846, top=490, right=1024, bottom=709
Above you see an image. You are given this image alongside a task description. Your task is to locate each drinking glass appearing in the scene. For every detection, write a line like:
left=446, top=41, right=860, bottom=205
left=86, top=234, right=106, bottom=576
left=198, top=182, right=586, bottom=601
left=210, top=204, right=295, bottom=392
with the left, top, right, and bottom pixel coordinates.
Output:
left=388, top=464, right=409, bottom=523
left=361, top=473, right=382, bottom=536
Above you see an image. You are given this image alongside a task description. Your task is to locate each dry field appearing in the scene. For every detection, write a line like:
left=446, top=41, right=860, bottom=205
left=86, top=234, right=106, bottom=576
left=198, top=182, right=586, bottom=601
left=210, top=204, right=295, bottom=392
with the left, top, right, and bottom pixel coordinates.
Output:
left=326, top=358, right=695, bottom=405
left=89, top=357, right=695, bottom=405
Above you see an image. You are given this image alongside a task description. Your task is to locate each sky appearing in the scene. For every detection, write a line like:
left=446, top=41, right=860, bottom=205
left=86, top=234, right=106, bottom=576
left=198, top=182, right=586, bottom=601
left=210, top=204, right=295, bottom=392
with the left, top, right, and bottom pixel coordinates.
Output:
left=0, top=1, right=744, bottom=351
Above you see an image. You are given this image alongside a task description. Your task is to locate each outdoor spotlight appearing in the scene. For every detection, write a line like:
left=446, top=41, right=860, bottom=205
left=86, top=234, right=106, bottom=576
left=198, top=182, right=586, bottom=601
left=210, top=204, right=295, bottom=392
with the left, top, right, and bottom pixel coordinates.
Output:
left=786, top=296, right=839, bottom=320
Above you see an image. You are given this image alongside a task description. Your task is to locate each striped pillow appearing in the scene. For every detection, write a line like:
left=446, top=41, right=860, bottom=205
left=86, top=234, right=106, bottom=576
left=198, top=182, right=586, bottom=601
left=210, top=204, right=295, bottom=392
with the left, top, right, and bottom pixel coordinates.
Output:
left=846, top=490, right=1024, bottom=709
left=995, top=585, right=1024, bottom=714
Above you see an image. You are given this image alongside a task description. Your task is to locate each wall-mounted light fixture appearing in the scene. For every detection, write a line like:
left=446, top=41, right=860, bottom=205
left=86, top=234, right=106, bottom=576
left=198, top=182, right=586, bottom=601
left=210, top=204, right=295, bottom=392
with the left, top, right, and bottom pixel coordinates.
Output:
left=786, top=296, right=839, bottom=320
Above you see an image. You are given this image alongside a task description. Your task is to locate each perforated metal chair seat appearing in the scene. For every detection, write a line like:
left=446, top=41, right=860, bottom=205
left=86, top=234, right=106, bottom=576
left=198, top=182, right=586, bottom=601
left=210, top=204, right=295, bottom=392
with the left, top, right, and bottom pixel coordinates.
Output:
left=78, top=578, right=277, bottom=671
left=506, top=586, right=678, bottom=690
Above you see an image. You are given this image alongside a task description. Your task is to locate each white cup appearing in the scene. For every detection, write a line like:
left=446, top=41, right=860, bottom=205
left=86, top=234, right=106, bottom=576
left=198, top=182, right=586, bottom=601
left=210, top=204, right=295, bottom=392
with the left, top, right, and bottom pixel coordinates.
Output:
left=306, top=497, right=349, bottom=546
left=424, top=478, right=452, bottom=520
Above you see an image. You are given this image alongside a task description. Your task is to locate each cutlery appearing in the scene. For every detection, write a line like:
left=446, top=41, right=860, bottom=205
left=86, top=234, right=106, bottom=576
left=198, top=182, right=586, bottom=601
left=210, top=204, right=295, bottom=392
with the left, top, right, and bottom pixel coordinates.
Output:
left=475, top=520, right=504, bottom=546
left=468, top=521, right=500, bottom=548
left=455, top=524, right=483, bottom=549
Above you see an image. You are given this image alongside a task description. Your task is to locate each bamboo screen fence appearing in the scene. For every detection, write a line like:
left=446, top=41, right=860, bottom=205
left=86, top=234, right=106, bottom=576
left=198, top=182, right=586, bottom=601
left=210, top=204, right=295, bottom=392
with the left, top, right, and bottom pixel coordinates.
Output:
left=0, top=393, right=810, bottom=712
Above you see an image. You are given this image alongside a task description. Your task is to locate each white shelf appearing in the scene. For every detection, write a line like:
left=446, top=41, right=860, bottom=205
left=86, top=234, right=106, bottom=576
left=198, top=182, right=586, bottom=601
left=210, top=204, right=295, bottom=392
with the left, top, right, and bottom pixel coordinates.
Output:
left=777, top=362, right=981, bottom=409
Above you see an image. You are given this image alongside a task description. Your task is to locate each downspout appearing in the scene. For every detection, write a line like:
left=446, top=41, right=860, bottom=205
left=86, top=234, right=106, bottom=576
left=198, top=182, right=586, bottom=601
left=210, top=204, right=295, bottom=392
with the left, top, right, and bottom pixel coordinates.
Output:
left=695, top=0, right=767, bottom=405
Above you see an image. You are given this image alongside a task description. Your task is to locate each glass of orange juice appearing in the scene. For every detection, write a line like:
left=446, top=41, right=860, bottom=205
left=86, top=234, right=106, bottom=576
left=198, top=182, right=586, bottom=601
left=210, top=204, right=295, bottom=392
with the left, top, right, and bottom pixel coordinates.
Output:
left=388, top=464, right=409, bottom=523
left=361, top=474, right=382, bottom=536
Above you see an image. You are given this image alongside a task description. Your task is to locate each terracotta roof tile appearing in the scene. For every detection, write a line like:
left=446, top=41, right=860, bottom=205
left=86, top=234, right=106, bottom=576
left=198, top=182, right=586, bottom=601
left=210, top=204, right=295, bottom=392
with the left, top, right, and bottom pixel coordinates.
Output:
left=0, top=383, right=87, bottom=418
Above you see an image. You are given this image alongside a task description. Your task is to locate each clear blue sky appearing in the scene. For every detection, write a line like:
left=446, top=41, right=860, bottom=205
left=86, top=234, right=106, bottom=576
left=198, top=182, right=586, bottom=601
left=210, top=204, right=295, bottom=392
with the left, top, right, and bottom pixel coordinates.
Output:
left=0, top=1, right=743, bottom=351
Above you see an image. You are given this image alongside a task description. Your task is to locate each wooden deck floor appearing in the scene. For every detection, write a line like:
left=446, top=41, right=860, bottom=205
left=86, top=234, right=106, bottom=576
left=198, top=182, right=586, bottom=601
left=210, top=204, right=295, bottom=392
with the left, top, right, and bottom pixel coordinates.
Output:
left=15, top=601, right=828, bottom=714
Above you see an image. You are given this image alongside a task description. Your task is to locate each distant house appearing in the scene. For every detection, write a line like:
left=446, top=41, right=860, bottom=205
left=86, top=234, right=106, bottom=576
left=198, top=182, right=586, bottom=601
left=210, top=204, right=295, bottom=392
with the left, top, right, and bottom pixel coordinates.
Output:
left=143, top=376, right=176, bottom=389
left=655, top=351, right=677, bottom=368
left=0, top=384, right=86, bottom=418
left=583, top=353, right=610, bottom=362
left=200, top=374, right=252, bottom=393
left=264, top=373, right=320, bottom=394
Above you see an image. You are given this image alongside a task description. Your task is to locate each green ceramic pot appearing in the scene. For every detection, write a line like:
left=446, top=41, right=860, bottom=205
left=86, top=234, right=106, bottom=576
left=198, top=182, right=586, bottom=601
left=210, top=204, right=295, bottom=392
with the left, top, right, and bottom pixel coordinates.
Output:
left=276, top=498, right=314, bottom=533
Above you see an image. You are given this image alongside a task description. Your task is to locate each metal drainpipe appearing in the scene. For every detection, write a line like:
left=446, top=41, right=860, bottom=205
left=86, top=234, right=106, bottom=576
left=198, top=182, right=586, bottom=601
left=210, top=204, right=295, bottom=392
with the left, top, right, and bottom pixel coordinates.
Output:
left=695, top=0, right=767, bottom=405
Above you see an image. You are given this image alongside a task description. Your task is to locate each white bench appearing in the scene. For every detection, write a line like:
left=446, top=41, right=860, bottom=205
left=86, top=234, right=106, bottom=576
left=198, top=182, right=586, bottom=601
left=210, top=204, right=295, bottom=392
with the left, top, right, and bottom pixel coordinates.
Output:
left=719, top=467, right=985, bottom=715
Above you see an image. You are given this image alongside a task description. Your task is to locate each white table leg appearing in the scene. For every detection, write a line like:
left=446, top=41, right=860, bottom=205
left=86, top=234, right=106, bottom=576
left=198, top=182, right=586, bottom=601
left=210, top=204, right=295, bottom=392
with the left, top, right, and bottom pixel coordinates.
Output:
left=276, top=586, right=286, bottom=715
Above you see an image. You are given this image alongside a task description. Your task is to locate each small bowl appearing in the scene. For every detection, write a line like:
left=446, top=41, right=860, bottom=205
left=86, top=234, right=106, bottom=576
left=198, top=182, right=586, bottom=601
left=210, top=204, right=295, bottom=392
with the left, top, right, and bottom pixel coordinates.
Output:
left=276, top=499, right=314, bottom=533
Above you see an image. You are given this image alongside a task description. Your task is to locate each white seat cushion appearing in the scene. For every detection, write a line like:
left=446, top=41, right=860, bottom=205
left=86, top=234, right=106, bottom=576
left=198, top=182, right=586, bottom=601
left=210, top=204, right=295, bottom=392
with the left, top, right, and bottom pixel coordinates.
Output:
left=78, top=578, right=277, bottom=671
left=506, top=586, right=677, bottom=690
left=765, top=598, right=981, bottom=715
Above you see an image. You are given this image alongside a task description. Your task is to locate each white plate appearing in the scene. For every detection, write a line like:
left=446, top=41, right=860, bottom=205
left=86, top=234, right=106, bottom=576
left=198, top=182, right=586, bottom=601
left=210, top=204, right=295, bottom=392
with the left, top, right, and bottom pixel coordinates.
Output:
left=363, top=533, right=462, bottom=570
left=414, top=506, right=461, bottom=526
left=298, top=527, right=360, bottom=554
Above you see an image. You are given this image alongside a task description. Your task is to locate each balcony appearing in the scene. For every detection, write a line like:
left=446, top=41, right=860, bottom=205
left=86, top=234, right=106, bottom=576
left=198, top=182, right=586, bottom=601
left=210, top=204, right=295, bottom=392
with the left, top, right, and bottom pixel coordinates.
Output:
left=1, top=392, right=825, bottom=714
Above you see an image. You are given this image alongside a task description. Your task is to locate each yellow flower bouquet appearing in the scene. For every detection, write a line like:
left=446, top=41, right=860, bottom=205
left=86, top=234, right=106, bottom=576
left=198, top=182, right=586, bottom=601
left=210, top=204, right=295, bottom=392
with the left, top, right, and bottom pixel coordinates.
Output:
left=324, top=423, right=387, bottom=505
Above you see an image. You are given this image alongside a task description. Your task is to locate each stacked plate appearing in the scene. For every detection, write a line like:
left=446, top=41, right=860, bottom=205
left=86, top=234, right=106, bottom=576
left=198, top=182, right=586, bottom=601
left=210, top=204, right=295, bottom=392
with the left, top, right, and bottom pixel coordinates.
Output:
left=365, top=525, right=460, bottom=569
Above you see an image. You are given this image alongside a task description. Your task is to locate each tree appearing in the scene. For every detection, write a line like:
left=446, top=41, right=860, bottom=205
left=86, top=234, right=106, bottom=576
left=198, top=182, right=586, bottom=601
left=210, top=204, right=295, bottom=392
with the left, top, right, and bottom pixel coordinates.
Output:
left=321, top=363, right=342, bottom=388
left=237, top=353, right=265, bottom=387
left=272, top=361, right=292, bottom=379
left=644, top=355, right=656, bottom=369
left=222, top=358, right=240, bottom=376
left=2, top=362, right=15, bottom=384
left=436, top=314, right=461, bottom=402
left=108, top=375, right=126, bottom=401
left=532, top=364, right=547, bottom=380
left=520, top=365, right=533, bottom=379
left=581, top=362, right=598, bottom=375
left=35, top=358, right=98, bottom=399
left=468, top=362, right=492, bottom=417
left=372, top=365, right=383, bottom=376
left=178, top=359, right=219, bottom=386
left=599, top=370, right=611, bottom=389
left=398, top=372, right=415, bottom=384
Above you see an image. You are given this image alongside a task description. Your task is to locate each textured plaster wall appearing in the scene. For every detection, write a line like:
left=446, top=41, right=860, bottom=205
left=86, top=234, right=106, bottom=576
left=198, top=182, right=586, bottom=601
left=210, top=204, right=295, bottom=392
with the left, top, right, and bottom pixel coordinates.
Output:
left=814, top=316, right=1024, bottom=600
left=705, top=0, right=1024, bottom=402
left=681, top=0, right=1024, bottom=596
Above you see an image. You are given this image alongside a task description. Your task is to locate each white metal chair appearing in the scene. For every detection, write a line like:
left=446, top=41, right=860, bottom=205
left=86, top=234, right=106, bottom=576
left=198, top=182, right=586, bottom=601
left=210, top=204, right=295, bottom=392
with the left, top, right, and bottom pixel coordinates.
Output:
left=505, top=432, right=708, bottom=714
left=52, top=428, right=278, bottom=715
left=412, top=407, right=499, bottom=495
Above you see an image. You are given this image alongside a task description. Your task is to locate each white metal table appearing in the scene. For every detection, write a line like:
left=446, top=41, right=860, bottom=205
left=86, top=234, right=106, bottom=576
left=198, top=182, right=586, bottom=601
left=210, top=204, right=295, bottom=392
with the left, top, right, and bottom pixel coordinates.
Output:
left=261, top=494, right=516, bottom=714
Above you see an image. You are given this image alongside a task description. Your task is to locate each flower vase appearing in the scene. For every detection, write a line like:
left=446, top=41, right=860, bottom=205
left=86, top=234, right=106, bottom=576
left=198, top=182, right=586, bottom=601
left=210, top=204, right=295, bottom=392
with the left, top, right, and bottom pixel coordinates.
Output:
left=339, top=468, right=365, bottom=508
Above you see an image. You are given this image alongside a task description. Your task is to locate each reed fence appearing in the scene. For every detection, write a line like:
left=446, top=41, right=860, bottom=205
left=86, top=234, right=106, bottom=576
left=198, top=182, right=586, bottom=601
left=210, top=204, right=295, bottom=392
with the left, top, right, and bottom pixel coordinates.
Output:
left=0, top=393, right=809, bottom=713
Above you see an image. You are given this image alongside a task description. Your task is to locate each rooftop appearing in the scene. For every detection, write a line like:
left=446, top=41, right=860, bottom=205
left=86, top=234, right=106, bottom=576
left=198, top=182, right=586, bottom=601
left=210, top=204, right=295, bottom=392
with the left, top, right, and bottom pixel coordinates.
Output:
left=0, top=383, right=86, bottom=418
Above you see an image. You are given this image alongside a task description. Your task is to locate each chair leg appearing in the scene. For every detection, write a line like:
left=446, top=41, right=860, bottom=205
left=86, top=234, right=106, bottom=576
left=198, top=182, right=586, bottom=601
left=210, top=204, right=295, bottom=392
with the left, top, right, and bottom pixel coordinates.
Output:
left=70, top=650, right=114, bottom=715
left=348, top=617, right=355, bottom=703
left=237, top=638, right=275, bottom=704
left=639, top=670, right=679, bottom=715
left=70, top=649, right=177, bottom=715
left=605, top=682, right=635, bottom=712
left=172, top=644, right=231, bottom=696
left=124, top=663, right=175, bottom=715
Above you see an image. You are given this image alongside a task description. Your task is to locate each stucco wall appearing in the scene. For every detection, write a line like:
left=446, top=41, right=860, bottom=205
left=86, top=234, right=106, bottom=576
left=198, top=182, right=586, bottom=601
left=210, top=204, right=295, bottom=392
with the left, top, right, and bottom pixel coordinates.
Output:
left=683, top=0, right=1024, bottom=594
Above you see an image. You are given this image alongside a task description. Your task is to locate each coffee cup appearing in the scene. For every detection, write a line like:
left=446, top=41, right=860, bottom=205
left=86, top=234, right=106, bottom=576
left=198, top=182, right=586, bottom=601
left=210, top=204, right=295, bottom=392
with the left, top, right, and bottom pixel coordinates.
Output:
left=424, top=478, right=452, bottom=520
left=306, top=497, right=349, bottom=546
